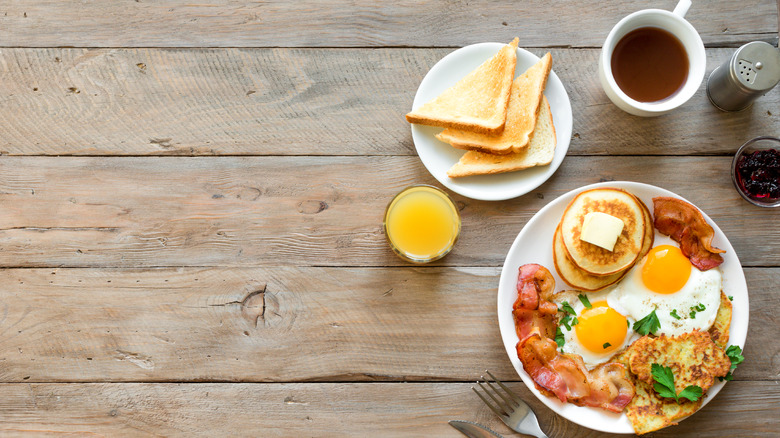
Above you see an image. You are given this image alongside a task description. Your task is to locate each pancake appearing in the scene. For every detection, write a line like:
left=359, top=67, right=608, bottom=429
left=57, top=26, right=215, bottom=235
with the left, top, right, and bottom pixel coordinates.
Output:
left=560, top=188, right=645, bottom=276
left=553, top=195, right=653, bottom=292
left=553, top=223, right=626, bottom=291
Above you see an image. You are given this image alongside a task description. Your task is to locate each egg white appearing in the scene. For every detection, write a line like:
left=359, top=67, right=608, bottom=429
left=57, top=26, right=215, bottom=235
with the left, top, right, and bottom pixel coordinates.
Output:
left=551, top=289, right=638, bottom=369
left=610, top=248, right=722, bottom=337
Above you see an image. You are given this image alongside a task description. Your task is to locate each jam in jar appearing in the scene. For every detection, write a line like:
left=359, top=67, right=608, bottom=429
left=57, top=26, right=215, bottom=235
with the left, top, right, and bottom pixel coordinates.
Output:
left=735, top=148, right=780, bottom=201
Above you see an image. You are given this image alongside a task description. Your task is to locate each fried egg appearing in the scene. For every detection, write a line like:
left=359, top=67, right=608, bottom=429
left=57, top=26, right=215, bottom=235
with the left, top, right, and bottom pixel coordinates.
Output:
left=610, top=244, right=721, bottom=337
left=551, top=289, right=638, bottom=369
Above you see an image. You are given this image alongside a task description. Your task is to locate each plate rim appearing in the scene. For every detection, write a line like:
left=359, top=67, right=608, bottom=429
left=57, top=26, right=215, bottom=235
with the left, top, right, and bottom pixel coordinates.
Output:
left=409, top=42, right=573, bottom=201
left=496, top=181, right=749, bottom=433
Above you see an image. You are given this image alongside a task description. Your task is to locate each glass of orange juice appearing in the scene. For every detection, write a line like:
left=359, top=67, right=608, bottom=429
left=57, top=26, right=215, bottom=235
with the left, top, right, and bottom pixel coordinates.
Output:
left=383, top=185, right=461, bottom=263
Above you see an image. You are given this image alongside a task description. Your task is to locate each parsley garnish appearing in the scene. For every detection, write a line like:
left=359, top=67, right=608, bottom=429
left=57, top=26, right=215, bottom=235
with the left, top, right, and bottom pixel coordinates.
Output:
left=728, top=295, right=734, bottom=301
left=720, top=345, right=744, bottom=381
left=560, top=314, right=573, bottom=331
left=572, top=317, right=579, bottom=326
left=670, top=309, right=681, bottom=320
left=651, top=363, right=702, bottom=403
left=560, top=301, right=576, bottom=315
left=633, top=309, right=661, bottom=335
left=577, top=293, right=592, bottom=309
left=603, top=342, right=611, bottom=349
left=689, top=303, right=706, bottom=319
left=555, top=327, right=565, bottom=349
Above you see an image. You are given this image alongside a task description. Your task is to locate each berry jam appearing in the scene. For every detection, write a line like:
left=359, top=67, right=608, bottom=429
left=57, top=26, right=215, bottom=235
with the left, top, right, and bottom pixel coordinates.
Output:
left=735, top=148, right=780, bottom=201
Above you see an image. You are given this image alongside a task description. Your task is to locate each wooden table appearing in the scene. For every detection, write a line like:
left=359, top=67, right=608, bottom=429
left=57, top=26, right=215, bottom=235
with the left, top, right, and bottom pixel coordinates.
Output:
left=0, top=1, right=777, bottom=436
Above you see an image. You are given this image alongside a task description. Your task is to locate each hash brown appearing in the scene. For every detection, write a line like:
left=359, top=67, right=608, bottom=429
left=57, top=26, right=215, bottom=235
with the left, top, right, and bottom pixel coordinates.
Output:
left=628, top=331, right=731, bottom=394
left=708, top=291, right=733, bottom=349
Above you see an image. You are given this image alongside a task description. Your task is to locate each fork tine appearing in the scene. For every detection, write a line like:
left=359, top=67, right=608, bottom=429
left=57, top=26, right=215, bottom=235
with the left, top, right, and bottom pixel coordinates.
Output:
left=476, top=380, right=511, bottom=416
left=484, top=379, right=519, bottom=410
left=471, top=386, right=507, bottom=419
left=486, top=370, right=522, bottom=407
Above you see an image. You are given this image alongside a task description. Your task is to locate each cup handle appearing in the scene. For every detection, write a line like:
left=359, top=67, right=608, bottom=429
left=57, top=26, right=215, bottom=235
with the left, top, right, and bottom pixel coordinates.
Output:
left=673, top=0, right=692, bottom=17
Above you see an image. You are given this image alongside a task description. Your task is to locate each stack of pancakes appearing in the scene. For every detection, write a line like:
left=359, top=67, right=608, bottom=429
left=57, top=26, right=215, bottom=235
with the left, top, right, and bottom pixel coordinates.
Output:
left=553, top=188, right=653, bottom=291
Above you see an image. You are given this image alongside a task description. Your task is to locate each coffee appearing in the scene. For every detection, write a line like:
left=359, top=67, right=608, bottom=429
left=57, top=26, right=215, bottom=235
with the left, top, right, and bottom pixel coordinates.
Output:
left=611, top=27, right=689, bottom=102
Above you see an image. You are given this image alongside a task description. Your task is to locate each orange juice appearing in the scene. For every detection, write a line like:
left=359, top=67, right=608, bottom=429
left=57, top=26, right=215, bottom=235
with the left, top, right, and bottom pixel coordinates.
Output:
left=384, top=185, right=460, bottom=263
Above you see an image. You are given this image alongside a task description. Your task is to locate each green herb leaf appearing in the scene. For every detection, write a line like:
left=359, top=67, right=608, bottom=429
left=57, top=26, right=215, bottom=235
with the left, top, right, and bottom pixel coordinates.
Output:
left=678, top=385, right=703, bottom=402
left=695, top=303, right=706, bottom=312
left=720, top=345, right=745, bottom=381
left=603, top=342, right=611, bottom=349
left=651, top=363, right=702, bottom=403
left=572, top=317, right=579, bottom=326
left=560, top=301, right=576, bottom=316
left=650, top=363, right=677, bottom=398
left=670, top=309, right=681, bottom=320
left=725, top=345, right=744, bottom=371
left=555, top=327, right=565, bottom=349
left=560, top=314, right=572, bottom=331
left=633, top=309, right=661, bottom=335
left=689, top=310, right=697, bottom=318
left=577, top=293, right=592, bottom=309
left=728, top=295, right=734, bottom=301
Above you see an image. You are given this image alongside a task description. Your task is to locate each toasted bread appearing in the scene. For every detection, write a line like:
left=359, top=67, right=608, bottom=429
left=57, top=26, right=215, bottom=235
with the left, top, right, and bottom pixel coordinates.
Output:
left=437, top=52, right=552, bottom=153
left=445, top=96, right=556, bottom=178
left=560, top=188, right=646, bottom=276
left=405, top=38, right=518, bottom=135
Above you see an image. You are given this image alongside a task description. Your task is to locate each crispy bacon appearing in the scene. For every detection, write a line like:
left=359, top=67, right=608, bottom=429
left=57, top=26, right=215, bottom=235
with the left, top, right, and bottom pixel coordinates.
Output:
left=513, top=264, right=557, bottom=342
left=653, top=197, right=725, bottom=271
left=517, top=335, right=635, bottom=412
left=513, top=263, right=635, bottom=412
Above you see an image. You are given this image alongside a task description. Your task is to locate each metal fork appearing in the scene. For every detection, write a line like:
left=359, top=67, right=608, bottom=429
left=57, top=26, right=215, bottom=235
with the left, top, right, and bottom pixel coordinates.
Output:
left=472, top=370, right=549, bottom=438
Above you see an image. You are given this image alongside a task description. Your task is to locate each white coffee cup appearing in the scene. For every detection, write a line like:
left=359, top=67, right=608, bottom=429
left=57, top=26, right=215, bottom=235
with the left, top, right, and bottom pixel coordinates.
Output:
left=598, top=0, right=706, bottom=117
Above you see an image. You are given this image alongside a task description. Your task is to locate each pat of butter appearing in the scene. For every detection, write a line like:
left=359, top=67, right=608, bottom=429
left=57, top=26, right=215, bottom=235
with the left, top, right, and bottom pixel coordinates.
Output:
left=580, top=212, right=625, bottom=251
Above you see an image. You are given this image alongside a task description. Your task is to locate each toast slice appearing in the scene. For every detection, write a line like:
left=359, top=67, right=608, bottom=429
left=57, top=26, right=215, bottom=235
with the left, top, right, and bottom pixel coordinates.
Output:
left=436, top=52, right=552, bottom=154
left=405, top=38, right=518, bottom=136
left=446, top=96, right=556, bottom=178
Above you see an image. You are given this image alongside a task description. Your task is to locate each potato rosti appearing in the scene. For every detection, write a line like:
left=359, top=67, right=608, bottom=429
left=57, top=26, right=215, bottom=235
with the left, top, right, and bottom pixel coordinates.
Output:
left=708, top=291, right=733, bottom=349
left=628, top=331, right=731, bottom=394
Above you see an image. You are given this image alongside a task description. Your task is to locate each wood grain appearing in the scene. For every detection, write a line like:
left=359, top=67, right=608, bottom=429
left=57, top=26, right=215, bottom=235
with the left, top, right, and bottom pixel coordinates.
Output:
left=0, top=0, right=775, bottom=48
left=0, top=48, right=777, bottom=156
left=0, top=381, right=776, bottom=437
left=0, top=266, right=773, bottom=383
left=0, top=155, right=777, bottom=268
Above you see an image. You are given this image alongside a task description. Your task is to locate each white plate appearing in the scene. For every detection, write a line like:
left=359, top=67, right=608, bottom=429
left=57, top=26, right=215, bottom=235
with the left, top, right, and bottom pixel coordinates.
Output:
left=410, top=43, right=573, bottom=201
left=496, top=181, right=749, bottom=434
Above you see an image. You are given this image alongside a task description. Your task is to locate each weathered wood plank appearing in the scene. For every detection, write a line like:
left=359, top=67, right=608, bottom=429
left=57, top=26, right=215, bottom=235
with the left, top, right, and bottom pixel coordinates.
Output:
left=0, top=156, right=777, bottom=268
left=0, top=0, right=775, bottom=48
left=0, top=381, right=776, bottom=437
left=0, top=48, right=776, bottom=156
left=0, top=267, right=773, bottom=383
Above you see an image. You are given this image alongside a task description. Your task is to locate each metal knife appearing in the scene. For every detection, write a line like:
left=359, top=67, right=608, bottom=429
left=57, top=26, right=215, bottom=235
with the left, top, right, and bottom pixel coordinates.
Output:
left=448, top=420, right=504, bottom=438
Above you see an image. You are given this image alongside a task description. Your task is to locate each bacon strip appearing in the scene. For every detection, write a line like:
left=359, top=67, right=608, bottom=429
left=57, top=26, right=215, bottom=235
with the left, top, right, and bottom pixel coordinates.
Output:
left=516, top=335, right=634, bottom=412
left=513, top=264, right=556, bottom=342
left=513, top=264, right=635, bottom=412
left=653, top=197, right=725, bottom=271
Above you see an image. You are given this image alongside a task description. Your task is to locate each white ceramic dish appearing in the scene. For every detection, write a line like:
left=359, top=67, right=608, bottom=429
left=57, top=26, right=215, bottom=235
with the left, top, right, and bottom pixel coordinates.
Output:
left=496, top=181, right=749, bottom=434
left=410, top=43, right=573, bottom=201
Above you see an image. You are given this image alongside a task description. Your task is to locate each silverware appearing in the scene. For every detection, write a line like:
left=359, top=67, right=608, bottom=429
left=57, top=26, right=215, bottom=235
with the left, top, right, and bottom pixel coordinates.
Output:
left=448, top=420, right=503, bottom=438
left=472, top=370, right=549, bottom=438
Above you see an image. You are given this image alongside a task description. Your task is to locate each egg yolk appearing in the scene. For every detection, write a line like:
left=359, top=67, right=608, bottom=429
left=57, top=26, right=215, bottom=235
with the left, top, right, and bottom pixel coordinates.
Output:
left=574, top=301, right=627, bottom=354
left=641, top=245, right=692, bottom=294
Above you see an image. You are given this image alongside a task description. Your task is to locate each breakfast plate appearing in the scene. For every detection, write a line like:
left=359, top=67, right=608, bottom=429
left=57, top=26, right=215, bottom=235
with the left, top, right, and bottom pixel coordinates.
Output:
left=496, top=181, right=749, bottom=433
left=410, top=43, right=573, bottom=201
